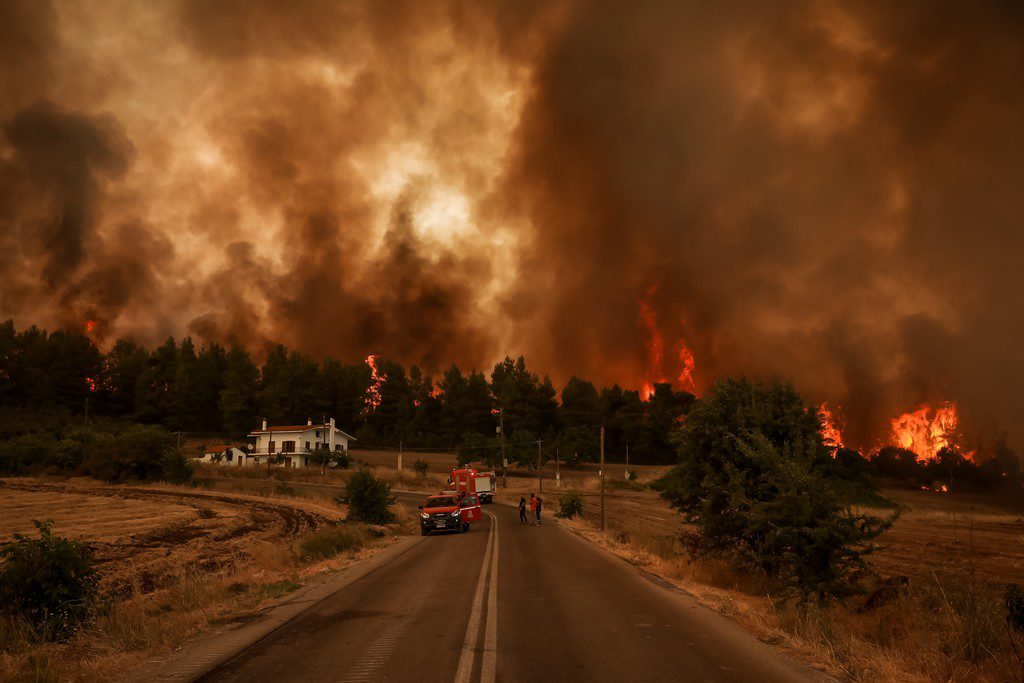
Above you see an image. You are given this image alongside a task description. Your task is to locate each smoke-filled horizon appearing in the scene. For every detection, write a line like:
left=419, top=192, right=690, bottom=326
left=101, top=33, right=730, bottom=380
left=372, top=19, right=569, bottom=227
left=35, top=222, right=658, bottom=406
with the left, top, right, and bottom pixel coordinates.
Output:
left=1, top=0, right=1022, bottom=450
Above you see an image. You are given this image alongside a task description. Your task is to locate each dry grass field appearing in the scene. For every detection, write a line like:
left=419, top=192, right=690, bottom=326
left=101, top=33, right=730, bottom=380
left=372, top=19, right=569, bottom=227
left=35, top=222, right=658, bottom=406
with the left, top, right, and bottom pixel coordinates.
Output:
left=0, top=477, right=417, bottom=682
left=547, top=479, right=1024, bottom=681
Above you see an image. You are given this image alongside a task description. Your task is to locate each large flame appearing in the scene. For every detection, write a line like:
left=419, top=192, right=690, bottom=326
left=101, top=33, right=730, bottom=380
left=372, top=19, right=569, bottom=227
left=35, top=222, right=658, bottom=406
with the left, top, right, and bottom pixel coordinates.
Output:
left=676, top=334, right=696, bottom=391
left=638, top=287, right=697, bottom=400
left=638, top=287, right=665, bottom=401
left=819, top=402, right=844, bottom=450
left=363, top=354, right=384, bottom=413
left=890, top=402, right=969, bottom=463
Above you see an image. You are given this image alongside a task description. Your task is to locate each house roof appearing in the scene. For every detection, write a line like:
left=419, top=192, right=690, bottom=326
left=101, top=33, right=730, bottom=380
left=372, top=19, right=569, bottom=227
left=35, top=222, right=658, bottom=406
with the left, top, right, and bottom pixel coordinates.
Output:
left=204, top=444, right=244, bottom=453
left=248, top=424, right=357, bottom=441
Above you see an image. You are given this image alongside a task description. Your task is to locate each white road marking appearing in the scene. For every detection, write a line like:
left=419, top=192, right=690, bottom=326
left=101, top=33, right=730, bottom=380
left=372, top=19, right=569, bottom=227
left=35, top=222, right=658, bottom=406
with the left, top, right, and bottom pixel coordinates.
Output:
left=454, top=512, right=497, bottom=683
left=480, top=512, right=498, bottom=683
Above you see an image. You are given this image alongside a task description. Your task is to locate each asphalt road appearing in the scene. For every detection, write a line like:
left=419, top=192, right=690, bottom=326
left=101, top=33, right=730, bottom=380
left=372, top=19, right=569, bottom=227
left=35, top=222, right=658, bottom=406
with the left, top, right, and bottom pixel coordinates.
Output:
left=202, top=494, right=828, bottom=683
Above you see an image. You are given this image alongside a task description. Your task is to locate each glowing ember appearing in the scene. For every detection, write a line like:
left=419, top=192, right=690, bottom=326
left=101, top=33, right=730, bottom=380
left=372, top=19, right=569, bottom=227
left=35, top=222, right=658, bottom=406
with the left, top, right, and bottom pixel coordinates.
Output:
left=940, top=484, right=949, bottom=493
left=363, top=354, right=384, bottom=413
left=818, top=403, right=844, bottom=450
left=890, top=402, right=966, bottom=463
left=84, top=319, right=98, bottom=335
left=86, top=377, right=97, bottom=392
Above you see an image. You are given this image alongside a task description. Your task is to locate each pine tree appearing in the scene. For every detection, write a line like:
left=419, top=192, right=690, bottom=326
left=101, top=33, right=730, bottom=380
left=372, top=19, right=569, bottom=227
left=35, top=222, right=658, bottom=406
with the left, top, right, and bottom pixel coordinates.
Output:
left=219, top=347, right=260, bottom=434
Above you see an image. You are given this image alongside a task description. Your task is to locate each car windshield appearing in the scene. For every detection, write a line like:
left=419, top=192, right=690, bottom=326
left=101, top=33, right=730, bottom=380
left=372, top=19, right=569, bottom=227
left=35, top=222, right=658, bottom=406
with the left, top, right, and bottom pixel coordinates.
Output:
left=426, top=497, right=457, bottom=508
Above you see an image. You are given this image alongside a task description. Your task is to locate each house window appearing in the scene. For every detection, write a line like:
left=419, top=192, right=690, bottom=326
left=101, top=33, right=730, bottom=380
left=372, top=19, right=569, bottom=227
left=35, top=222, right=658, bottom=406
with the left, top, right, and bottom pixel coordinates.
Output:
left=334, top=444, right=342, bottom=451
left=226, top=451, right=233, bottom=461
left=269, top=440, right=276, bottom=453
left=305, top=441, right=311, bottom=452
left=283, top=441, right=296, bottom=453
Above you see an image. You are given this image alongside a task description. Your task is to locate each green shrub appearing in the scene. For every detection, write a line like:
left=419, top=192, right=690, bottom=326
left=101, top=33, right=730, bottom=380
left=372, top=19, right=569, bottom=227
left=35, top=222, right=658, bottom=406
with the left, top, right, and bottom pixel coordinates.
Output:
left=162, top=448, right=194, bottom=484
left=0, top=521, right=97, bottom=640
left=556, top=490, right=585, bottom=518
left=341, top=470, right=396, bottom=524
left=299, top=524, right=374, bottom=561
left=659, top=378, right=896, bottom=598
left=84, top=424, right=175, bottom=482
left=413, top=459, right=429, bottom=476
left=0, top=434, right=82, bottom=474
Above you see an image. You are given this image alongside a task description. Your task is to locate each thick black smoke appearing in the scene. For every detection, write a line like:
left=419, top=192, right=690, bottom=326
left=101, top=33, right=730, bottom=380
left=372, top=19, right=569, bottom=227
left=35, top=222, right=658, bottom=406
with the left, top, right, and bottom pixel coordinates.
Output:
left=503, top=0, right=1024, bottom=448
left=0, top=1, right=1021, bottom=450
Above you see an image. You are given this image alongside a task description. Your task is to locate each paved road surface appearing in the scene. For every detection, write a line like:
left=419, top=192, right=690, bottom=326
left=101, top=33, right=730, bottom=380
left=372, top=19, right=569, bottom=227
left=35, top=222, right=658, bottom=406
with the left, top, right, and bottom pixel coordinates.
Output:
left=202, top=494, right=828, bottom=683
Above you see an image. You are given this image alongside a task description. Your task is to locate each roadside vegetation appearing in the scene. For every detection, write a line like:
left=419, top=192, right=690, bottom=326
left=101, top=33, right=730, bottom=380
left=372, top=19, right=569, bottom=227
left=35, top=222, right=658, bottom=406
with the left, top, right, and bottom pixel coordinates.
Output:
left=0, top=477, right=412, bottom=681
left=558, top=378, right=1024, bottom=681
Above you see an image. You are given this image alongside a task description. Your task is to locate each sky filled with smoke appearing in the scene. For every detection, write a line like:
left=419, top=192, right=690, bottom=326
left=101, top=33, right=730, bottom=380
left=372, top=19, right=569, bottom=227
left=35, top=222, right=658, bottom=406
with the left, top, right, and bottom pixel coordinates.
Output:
left=1, top=0, right=1021, bottom=448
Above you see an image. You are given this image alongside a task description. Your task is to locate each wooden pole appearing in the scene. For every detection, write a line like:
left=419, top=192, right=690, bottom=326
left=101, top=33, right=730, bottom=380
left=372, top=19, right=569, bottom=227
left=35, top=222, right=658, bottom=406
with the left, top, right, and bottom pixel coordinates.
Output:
left=600, top=426, right=605, bottom=532
left=537, top=439, right=542, bottom=495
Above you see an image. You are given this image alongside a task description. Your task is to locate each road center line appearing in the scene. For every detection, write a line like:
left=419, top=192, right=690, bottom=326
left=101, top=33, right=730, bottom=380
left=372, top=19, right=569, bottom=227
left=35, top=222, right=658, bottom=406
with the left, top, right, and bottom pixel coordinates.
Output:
left=454, top=512, right=496, bottom=683
left=480, top=511, right=498, bottom=683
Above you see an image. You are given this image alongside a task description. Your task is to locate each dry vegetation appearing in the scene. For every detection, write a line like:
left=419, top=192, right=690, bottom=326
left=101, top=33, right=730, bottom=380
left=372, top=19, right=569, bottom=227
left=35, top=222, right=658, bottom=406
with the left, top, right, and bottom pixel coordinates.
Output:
left=548, top=471, right=1024, bottom=682
left=0, top=477, right=418, bottom=681
left=229, top=453, right=1023, bottom=679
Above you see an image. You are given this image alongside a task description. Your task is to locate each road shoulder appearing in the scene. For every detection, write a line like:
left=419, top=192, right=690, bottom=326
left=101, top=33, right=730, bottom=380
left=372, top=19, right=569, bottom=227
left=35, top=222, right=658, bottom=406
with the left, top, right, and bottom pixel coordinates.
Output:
left=122, top=534, right=425, bottom=683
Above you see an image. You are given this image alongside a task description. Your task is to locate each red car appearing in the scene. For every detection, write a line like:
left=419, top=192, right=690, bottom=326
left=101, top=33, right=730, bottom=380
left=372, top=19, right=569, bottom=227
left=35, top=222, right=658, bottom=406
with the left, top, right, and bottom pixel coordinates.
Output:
left=419, top=493, right=483, bottom=535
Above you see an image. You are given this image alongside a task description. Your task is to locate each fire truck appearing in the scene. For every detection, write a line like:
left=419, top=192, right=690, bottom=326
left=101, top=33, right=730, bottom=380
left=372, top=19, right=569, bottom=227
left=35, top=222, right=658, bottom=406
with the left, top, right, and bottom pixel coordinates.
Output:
left=447, top=468, right=495, bottom=504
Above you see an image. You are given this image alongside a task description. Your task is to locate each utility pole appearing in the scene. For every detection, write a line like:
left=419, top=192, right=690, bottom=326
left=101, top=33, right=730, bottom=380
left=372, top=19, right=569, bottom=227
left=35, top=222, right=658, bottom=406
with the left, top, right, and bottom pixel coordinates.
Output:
left=82, top=396, right=89, bottom=463
left=398, top=441, right=403, bottom=472
left=537, top=439, right=543, bottom=495
left=625, top=443, right=629, bottom=480
left=600, top=426, right=605, bottom=532
left=499, top=408, right=507, bottom=488
left=555, top=448, right=560, bottom=487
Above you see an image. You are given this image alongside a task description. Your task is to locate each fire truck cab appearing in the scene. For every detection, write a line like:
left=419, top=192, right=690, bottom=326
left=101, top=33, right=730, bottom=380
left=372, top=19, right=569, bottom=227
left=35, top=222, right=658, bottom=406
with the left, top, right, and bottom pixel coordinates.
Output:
left=448, top=468, right=495, bottom=504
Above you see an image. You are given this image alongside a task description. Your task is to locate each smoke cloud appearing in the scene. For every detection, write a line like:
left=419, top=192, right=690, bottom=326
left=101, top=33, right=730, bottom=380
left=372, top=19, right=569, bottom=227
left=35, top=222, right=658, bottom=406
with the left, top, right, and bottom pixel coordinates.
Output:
left=0, top=0, right=1021, bottom=448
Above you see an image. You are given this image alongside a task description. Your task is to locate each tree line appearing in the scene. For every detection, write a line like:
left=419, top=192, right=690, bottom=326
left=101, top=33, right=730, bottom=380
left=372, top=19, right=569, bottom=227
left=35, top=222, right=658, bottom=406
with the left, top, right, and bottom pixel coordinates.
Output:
left=0, top=320, right=695, bottom=465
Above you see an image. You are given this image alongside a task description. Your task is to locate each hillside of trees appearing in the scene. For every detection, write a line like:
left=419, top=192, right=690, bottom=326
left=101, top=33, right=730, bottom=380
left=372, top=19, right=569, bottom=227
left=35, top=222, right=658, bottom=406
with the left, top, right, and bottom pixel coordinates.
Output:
left=0, top=320, right=695, bottom=466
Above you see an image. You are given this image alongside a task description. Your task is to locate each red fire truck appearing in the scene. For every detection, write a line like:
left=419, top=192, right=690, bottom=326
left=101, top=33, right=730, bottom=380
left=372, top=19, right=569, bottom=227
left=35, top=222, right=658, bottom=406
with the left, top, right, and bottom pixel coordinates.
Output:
left=448, top=468, right=495, bottom=504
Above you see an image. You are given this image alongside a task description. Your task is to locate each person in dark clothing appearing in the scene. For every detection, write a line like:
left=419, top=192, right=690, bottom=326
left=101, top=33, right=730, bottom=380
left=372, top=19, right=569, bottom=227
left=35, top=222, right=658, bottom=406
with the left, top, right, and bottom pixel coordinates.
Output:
left=535, top=495, right=543, bottom=526
left=518, top=495, right=528, bottom=524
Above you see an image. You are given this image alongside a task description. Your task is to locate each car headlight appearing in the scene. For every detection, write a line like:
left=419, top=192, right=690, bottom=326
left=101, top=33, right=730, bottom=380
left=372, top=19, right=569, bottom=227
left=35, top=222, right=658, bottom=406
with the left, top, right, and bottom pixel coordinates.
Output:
left=420, top=513, right=429, bottom=519
left=451, top=510, right=461, bottom=517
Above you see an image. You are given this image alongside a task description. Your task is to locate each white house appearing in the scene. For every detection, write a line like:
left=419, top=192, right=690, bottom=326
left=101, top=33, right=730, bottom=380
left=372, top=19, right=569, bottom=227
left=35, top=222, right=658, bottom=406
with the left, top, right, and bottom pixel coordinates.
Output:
left=198, top=444, right=248, bottom=466
left=245, top=418, right=356, bottom=469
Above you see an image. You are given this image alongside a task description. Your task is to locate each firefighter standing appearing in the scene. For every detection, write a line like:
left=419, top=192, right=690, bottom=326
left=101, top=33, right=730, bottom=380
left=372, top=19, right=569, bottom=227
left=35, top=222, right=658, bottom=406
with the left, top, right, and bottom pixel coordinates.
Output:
left=518, top=495, right=528, bottom=524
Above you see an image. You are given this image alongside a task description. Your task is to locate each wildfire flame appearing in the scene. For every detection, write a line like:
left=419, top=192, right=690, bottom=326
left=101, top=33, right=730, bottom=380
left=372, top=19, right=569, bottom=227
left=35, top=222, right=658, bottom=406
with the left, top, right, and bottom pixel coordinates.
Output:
left=638, top=286, right=698, bottom=400
left=890, top=402, right=969, bottom=463
left=363, top=354, right=384, bottom=413
left=676, top=335, right=696, bottom=391
left=818, top=403, right=844, bottom=450
left=638, top=288, right=665, bottom=401
left=86, top=377, right=97, bottom=392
